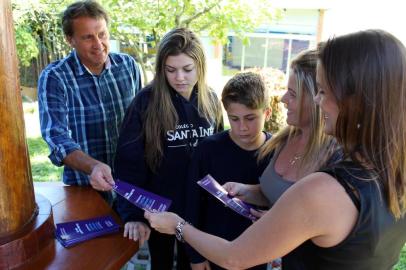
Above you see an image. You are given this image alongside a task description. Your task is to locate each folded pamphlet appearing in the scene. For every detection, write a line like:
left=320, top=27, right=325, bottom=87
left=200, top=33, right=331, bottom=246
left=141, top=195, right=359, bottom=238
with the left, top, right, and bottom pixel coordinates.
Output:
left=197, top=174, right=258, bottom=221
left=55, top=215, right=120, bottom=248
left=113, top=179, right=172, bottom=212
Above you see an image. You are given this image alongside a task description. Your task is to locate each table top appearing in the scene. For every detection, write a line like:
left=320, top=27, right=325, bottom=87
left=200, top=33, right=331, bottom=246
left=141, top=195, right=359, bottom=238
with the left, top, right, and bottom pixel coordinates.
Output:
left=16, top=182, right=138, bottom=270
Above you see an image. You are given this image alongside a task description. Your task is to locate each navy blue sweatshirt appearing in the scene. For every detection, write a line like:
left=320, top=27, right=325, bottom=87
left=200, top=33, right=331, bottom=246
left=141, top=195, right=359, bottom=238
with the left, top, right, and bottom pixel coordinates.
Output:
left=114, top=85, right=222, bottom=224
left=185, top=131, right=272, bottom=269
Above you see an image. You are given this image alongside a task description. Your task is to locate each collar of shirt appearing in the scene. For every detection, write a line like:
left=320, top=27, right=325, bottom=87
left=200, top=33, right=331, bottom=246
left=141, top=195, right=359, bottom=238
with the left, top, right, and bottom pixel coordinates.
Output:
left=71, top=50, right=112, bottom=76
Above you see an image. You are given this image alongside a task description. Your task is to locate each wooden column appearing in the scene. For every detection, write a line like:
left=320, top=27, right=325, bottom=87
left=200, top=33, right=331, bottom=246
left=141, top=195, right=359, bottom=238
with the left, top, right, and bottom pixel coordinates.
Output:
left=0, top=0, right=36, bottom=241
left=316, top=9, right=325, bottom=43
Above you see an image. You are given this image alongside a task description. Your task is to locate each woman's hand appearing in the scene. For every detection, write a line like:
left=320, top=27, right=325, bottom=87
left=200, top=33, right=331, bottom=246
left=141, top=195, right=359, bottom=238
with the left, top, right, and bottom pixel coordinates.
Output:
left=123, top=221, right=151, bottom=246
left=144, top=211, right=183, bottom=235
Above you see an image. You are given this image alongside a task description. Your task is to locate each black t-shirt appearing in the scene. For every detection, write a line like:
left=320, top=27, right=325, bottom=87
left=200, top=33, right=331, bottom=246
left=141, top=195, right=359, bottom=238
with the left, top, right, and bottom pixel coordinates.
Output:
left=305, top=161, right=406, bottom=270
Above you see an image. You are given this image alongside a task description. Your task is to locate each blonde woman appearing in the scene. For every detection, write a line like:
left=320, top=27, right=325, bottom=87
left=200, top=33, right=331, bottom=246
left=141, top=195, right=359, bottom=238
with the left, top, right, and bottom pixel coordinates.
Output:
left=223, top=49, right=339, bottom=270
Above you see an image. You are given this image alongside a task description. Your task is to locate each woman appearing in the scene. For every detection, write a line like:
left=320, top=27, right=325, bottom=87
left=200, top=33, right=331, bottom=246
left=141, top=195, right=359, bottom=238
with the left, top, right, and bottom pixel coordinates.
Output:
left=145, top=29, right=406, bottom=270
left=224, top=49, right=339, bottom=270
left=114, top=28, right=222, bottom=270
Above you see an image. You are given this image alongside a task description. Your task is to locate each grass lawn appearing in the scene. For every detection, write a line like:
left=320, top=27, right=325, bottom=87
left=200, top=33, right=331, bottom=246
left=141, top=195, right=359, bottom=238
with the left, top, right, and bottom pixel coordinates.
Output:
left=24, top=101, right=62, bottom=182
left=27, top=136, right=63, bottom=182
left=23, top=101, right=406, bottom=269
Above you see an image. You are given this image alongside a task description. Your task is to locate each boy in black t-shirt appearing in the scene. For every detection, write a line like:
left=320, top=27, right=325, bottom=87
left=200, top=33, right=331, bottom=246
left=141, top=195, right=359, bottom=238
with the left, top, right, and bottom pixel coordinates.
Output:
left=185, top=72, right=273, bottom=270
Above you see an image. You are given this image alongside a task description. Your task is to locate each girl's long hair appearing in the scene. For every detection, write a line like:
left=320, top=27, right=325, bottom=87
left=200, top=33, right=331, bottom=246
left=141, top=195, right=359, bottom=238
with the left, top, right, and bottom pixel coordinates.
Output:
left=258, top=49, right=335, bottom=178
left=144, top=28, right=222, bottom=171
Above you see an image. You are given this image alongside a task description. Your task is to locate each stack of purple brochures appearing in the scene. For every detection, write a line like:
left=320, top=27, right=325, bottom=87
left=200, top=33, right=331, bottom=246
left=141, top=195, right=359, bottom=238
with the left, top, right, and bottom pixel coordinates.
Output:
left=197, top=174, right=258, bottom=221
left=55, top=215, right=120, bottom=248
left=113, top=179, right=172, bottom=212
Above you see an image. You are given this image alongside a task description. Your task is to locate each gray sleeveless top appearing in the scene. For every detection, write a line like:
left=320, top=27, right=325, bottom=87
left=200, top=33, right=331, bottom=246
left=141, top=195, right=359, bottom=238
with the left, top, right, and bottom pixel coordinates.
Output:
left=259, top=151, right=295, bottom=206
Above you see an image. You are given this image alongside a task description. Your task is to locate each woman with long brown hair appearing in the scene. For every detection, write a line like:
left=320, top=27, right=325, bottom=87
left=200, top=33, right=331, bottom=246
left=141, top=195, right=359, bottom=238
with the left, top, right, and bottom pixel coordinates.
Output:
left=114, top=28, right=222, bottom=270
left=145, top=29, right=406, bottom=270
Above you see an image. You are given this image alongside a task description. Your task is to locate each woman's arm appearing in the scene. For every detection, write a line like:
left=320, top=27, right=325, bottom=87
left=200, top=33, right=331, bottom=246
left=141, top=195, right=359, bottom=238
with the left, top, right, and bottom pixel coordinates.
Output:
left=146, top=172, right=358, bottom=270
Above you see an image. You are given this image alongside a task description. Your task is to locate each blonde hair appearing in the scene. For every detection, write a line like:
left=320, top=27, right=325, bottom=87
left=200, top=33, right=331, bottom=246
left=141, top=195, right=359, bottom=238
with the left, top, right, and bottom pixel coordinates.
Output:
left=258, top=49, right=335, bottom=177
left=319, top=30, right=406, bottom=218
left=144, top=28, right=222, bottom=171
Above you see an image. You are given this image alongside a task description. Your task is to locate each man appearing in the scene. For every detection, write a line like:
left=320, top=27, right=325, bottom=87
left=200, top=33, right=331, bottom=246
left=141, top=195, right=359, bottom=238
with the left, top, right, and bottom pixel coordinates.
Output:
left=38, top=0, right=141, bottom=197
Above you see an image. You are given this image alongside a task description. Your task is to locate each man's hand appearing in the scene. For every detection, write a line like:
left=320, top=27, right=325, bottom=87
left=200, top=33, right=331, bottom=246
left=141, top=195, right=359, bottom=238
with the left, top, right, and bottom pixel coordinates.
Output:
left=123, top=221, right=151, bottom=247
left=191, top=261, right=211, bottom=270
left=89, top=163, right=115, bottom=191
left=63, top=150, right=115, bottom=190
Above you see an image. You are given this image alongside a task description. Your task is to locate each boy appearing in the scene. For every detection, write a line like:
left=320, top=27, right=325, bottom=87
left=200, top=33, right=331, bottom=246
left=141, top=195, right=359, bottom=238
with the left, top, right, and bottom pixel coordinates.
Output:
left=185, top=72, right=272, bottom=270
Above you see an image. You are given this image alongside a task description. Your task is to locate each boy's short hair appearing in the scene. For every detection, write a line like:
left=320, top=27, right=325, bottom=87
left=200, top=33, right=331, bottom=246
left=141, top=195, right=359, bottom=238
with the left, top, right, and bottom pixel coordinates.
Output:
left=221, top=72, right=269, bottom=110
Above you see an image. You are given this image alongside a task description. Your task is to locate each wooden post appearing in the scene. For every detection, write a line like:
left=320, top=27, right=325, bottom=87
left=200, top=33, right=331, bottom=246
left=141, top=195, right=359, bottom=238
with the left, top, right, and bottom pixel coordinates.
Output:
left=316, top=9, right=325, bottom=43
left=0, top=0, right=36, bottom=240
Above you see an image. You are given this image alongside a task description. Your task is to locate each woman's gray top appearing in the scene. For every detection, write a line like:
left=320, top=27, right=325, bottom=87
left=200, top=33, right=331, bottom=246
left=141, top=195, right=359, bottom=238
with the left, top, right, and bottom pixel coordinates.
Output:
left=259, top=151, right=295, bottom=206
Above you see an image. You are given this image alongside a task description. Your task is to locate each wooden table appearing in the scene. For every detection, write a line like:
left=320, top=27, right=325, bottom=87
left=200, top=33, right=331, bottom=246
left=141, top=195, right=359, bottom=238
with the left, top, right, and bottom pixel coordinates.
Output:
left=16, top=182, right=139, bottom=270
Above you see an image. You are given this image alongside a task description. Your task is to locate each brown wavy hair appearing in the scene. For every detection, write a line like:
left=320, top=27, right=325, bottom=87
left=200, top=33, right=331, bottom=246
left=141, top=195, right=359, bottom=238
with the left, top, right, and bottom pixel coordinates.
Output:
left=318, top=29, right=406, bottom=218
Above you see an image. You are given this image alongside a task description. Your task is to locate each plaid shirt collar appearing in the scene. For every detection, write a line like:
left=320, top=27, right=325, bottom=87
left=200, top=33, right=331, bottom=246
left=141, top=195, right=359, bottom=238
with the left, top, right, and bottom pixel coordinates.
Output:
left=72, top=50, right=112, bottom=76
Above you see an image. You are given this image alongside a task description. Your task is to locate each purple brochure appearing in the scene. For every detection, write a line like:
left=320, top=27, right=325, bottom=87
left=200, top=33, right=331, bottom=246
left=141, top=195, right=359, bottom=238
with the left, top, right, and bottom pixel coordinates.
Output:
left=197, top=174, right=258, bottom=221
left=55, top=215, right=120, bottom=248
left=113, top=179, right=172, bottom=212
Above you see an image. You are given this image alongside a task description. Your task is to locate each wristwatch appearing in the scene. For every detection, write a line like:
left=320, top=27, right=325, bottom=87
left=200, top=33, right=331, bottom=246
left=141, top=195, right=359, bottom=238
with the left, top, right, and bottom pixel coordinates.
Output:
left=175, top=220, right=189, bottom=242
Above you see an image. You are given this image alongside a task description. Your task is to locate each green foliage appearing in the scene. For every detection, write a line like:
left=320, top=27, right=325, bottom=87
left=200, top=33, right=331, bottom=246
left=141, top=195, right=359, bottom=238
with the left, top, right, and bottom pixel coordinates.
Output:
left=13, top=0, right=279, bottom=84
left=14, top=24, right=39, bottom=67
left=395, top=246, right=406, bottom=270
left=12, top=0, right=70, bottom=84
left=102, top=0, right=279, bottom=82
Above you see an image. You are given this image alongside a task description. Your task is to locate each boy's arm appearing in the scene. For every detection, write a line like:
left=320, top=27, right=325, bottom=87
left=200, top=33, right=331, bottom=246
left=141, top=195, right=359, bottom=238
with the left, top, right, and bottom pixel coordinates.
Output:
left=223, top=182, right=270, bottom=207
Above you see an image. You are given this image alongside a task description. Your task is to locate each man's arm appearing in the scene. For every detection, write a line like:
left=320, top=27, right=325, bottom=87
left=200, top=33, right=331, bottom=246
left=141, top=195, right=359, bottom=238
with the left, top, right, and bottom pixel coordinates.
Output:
left=63, top=150, right=114, bottom=190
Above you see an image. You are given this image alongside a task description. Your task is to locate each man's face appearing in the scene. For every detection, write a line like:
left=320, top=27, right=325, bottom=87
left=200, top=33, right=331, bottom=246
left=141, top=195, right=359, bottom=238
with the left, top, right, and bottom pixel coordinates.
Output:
left=66, top=16, right=110, bottom=74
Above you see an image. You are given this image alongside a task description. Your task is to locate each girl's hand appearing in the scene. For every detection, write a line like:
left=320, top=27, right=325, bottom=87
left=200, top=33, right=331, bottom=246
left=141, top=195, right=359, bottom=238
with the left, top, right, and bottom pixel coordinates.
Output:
left=123, top=221, right=151, bottom=246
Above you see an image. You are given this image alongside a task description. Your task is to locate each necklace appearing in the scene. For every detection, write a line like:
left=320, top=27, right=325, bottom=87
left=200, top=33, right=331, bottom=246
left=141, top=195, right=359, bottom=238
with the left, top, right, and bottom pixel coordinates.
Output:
left=289, top=154, right=302, bottom=166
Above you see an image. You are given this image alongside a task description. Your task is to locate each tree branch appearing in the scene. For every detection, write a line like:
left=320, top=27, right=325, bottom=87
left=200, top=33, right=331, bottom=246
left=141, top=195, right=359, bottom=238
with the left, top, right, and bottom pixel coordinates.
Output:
left=180, top=1, right=220, bottom=27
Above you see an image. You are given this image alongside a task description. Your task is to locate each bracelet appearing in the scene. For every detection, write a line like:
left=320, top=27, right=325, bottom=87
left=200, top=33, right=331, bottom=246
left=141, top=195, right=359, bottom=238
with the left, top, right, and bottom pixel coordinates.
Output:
left=175, top=220, right=190, bottom=243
